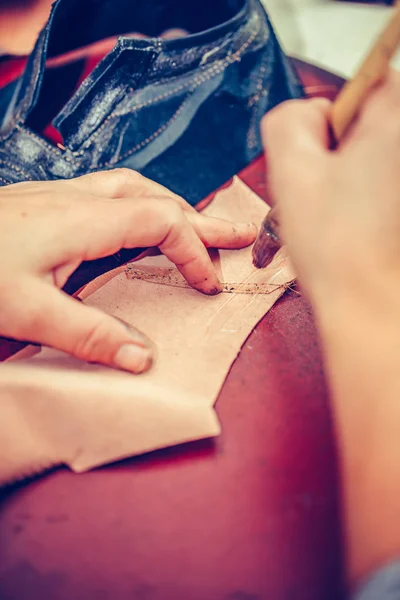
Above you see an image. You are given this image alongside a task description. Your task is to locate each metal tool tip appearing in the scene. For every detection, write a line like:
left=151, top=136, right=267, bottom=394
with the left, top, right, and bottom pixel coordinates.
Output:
left=252, top=234, right=279, bottom=269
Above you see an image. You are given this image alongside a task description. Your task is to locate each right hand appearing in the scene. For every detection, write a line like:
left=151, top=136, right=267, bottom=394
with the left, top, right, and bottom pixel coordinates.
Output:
left=263, top=71, right=400, bottom=586
left=262, top=70, right=400, bottom=307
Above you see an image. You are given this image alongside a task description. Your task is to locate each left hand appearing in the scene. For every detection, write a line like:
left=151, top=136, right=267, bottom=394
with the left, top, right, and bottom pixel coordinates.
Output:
left=0, top=169, right=256, bottom=372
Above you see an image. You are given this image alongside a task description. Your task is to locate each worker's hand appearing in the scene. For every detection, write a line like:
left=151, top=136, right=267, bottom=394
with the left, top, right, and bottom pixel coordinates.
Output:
left=264, top=71, right=400, bottom=588
left=0, top=169, right=256, bottom=372
left=262, top=70, right=400, bottom=308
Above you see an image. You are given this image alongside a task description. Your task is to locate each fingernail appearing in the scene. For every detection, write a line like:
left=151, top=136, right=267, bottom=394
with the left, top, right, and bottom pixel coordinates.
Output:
left=114, top=344, right=153, bottom=374
left=208, top=287, right=222, bottom=296
left=206, top=277, right=223, bottom=296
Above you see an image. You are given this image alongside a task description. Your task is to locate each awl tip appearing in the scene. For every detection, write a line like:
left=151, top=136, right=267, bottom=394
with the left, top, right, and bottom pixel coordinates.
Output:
left=252, top=211, right=281, bottom=269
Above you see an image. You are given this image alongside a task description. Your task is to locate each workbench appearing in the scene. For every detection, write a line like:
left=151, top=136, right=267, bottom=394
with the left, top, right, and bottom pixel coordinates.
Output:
left=0, top=60, right=346, bottom=600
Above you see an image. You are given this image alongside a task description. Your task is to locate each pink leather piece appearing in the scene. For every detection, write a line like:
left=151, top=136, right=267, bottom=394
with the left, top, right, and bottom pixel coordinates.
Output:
left=0, top=179, right=294, bottom=486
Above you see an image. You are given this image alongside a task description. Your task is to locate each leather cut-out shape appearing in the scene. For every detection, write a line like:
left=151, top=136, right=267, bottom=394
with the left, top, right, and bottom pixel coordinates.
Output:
left=0, top=178, right=295, bottom=486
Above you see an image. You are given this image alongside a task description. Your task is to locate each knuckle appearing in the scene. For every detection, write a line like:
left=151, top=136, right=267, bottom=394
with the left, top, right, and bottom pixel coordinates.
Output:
left=105, top=168, right=149, bottom=199
left=109, top=167, right=140, bottom=187
left=161, top=201, right=185, bottom=234
left=263, top=99, right=298, bottom=129
left=72, top=313, right=114, bottom=362
left=149, top=197, right=183, bottom=225
left=147, top=199, right=185, bottom=247
left=262, top=108, right=287, bottom=144
left=264, top=98, right=318, bottom=136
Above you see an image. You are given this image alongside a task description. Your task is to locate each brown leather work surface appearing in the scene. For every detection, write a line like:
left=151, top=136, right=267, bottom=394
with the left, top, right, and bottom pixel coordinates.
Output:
left=0, top=60, right=346, bottom=599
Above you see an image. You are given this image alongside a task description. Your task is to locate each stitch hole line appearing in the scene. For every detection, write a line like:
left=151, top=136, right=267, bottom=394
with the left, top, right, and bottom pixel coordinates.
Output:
left=125, top=265, right=291, bottom=295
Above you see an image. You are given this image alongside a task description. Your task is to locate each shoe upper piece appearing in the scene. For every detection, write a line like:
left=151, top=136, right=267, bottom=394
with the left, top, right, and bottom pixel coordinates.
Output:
left=0, top=0, right=303, bottom=204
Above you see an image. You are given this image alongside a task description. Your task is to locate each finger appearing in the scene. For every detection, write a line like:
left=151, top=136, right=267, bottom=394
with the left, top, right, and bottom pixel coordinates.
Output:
left=67, top=168, right=196, bottom=212
left=262, top=97, right=331, bottom=200
left=52, top=197, right=222, bottom=295
left=151, top=204, right=222, bottom=295
left=3, top=280, right=154, bottom=373
left=185, top=212, right=257, bottom=248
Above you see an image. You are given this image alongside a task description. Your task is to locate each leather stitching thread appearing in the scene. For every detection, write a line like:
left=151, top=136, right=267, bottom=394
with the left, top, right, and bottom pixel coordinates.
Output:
left=0, top=160, right=34, bottom=182
left=98, top=95, right=188, bottom=167
left=76, top=26, right=259, bottom=160
left=11, top=25, right=260, bottom=174
left=125, top=265, right=291, bottom=296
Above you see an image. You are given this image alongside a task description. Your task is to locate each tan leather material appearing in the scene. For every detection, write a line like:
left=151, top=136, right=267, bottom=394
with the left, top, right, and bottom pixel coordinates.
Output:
left=0, top=178, right=295, bottom=486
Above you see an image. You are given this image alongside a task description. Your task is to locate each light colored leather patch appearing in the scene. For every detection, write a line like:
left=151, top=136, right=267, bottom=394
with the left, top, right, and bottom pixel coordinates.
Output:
left=0, top=178, right=294, bottom=486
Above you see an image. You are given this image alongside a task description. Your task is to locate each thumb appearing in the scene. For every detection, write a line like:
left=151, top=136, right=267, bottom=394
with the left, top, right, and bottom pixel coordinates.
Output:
left=9, top=280, right=153, bottom=373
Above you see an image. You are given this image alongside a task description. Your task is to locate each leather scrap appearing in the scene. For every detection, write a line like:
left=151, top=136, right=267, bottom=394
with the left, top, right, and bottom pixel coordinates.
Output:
left=0, top=178, right=295, bottom=486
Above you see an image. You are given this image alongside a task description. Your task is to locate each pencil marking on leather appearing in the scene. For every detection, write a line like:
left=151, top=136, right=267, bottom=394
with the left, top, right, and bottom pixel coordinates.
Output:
left=125, top=265, right=288, bottom=295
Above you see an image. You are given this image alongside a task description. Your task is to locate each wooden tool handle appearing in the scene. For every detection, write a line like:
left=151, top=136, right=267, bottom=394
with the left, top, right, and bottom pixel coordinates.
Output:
left=331, top=4, right=400, bottom=140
